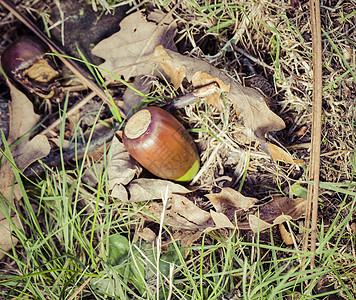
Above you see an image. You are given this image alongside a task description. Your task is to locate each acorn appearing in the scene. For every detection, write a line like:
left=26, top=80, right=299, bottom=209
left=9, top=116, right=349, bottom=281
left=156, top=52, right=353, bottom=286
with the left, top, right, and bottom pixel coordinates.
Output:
left=122, top=107, right=200, bottom=182
left=1, top=36, right=59, bottom=97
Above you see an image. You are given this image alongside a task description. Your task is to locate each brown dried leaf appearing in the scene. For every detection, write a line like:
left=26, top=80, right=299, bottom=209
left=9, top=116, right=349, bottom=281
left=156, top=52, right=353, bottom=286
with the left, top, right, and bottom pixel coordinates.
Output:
left=267, top=142, right=295, bottom=164
left=0, top=82, right=51, bottom=260
left=92, top=9, right=177, bottom=81
left=112, top=178, right=190, bottom=202
left=13, top=134, right=51, bottom=172
left=279, top=223, right=294, bottom=245
left=206, top=187, right=257, bottom=219
left=107, top=136, right=141, bottom=188
left=0, top=216, right=21, bottom=260
left=143, top=201, right=198, bottom=230
left=172, top=230, right=203, bottom=256
left=171, top=195, right=212, bottom=226
left=249, top=197, right=306, bottom=233
left=7, top=80, right=40, bottom=145
left=153, top=46, right=285, bottom=140
left=209, top=211, right=235, bottom=229
left=137, top=228, right=156, bottom=243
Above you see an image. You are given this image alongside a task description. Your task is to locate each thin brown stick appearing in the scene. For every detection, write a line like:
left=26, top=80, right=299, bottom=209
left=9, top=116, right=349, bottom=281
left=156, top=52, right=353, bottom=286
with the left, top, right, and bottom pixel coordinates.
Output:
left=39, top=91, right=97, bottom=136
left=302, top=0, right=323, bottom=267
left=68, top=277, right=92, bottom=300
left=0, top=0, right=125, bottom=119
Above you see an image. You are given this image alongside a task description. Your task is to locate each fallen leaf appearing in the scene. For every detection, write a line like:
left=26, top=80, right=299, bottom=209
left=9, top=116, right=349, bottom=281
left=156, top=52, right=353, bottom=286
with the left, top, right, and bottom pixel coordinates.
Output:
left=209, top=210, right=235, bottom=229
left=267, top=142, right=295, bottom=164
left=137, top=228, right=156, bottom=243
left=112, top=178, right=190, bottom=202
left=13, top=134, right=51, bottom=172
left=142, top=196, right=212, bottom=231
left=351, top=223, right=356, bottom=234
left=107, top=136, right=141, bottom=188
left=0, top=81, right=51, bottom=260
left=140, top=190, right=305, bottom=235
left=248, top=215, right=276, bottom=232
left=7, top=80, right=40, bottom=145
left=248, top=197, right=306, bottom=233
left=206, top=187, right=257, bottom=219
left=172, top=230, right=203, bottom=256
left=153, top=46, right=285, bottom=140
left=171, top=194, right=212, bottom=226
left=279, top=223, right=294, bottom=245
left=0, top=216, right=21, bottom=260
left=92, top=9, right=177, bottom=81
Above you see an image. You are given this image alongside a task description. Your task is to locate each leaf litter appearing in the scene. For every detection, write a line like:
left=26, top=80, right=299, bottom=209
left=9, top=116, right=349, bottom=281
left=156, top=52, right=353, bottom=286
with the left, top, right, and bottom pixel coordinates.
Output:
left=90, top=9, right=305, bottom=247
left=0, top=8, right=305, bottom=262
left=0, top=81, right=50, bottom=259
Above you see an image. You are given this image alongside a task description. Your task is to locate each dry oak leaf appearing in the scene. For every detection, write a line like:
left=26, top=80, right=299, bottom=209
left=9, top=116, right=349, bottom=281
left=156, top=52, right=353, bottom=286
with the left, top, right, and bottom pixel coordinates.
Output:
left=248, top=197, right=306, bottom=233
left=267, top=142, right=296, bottom=165
left=153, top=46, right=285, bottom=140
left=137, top=228, right=157, bottom=244
left=0, top=81, right=51, bottom=260
left=107, top=136, right=141, bottom=188
left=170, top=194, right=212, bottom=228
left=91, top=9, right=177, bottom=82
left=111, top=178, right=190, bottom=202
left=142, top=196, right=212, bottom=231
left=206, top=187, right=257, bottom=220
left=209, top=210, right=235, bottom=229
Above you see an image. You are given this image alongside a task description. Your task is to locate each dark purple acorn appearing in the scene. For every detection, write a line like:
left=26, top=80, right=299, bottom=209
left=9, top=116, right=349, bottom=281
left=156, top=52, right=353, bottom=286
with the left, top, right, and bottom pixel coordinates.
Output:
left=1, top=36, right=59, bottom=97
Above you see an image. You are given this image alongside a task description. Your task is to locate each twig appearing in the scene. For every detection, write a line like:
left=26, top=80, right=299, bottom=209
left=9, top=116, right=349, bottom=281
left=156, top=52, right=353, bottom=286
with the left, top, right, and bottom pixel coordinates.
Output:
left=0, top=0, right=125, bottom=119
left=302, top=0, right=323, bottom=267
left=24, top=124, right=119, bottom=178
left=67, top=277, right=92, bottom=300
left=40, top=91, right=97, bottom=136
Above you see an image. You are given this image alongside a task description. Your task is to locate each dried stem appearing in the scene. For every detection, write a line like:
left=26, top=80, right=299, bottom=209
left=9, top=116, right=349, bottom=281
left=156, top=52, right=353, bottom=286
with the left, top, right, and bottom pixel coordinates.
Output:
left=302, top=0, right=323, bottom=267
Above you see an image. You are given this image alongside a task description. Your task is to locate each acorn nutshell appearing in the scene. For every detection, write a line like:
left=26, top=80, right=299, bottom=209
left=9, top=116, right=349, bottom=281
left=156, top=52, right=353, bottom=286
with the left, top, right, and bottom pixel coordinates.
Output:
left=122, top=107, right=200, bottom=182
left=1, top=36, right=59, bottom=97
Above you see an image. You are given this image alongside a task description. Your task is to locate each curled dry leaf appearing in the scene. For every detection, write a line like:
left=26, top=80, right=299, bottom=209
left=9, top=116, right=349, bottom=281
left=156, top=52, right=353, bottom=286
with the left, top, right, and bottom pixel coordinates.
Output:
left=142, top=196, right=212, bottom=231
left=107, top=136, right=141, bottom=188
left=111, top=178, right=190, bottom=202
left=171, top=194, right=212, bottom=228
left=206, top=187, right=257, bottom=219
left=248, top=197, right=306, bottom=233
left=279, top=223, right=294, bottom=245
left=267, top=142, right=295, bottom=165
left=91, top=9, right=177, bottom=81
left=153, top=46, right=285, bottom=140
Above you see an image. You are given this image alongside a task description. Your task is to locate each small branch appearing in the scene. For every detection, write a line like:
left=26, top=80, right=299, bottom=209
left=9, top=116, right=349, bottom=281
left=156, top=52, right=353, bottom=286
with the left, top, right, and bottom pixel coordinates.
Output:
left=302, top=0, right=323, bottom=267
left=24, top=124, right=119, bottom=178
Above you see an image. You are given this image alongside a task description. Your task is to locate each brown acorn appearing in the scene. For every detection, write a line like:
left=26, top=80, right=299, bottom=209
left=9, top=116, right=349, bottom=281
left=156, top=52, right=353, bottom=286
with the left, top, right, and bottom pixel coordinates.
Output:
left=122, top=107, right=200, bottom=182
left=1, top=36, right=59, bottom=97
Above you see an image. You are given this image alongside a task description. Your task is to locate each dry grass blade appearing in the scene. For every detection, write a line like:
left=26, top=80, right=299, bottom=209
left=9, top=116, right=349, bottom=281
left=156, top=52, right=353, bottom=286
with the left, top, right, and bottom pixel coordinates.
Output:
left=302, top=0, right=323, bottom=267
